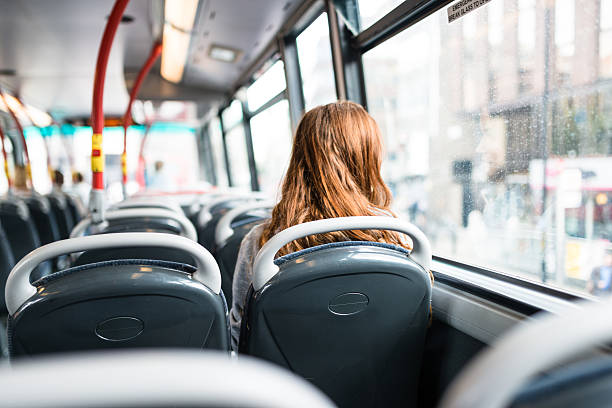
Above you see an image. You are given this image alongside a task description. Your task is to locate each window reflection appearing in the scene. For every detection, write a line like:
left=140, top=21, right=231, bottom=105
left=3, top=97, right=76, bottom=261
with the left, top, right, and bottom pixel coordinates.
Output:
left=208, top=117, right=228, bottom=187
left=297, top=13, right=337, bottom=110
left=250, top=100, right=292, bottom=195
left=225, top=125, right=251, bottom=189
left=247, top=60, right=286, bottom=112
left=363, top=0, right=612, bottom=295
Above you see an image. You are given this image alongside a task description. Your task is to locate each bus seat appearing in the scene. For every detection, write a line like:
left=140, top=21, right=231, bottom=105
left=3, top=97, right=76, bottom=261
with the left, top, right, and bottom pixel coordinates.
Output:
left=64, top=193, right=85, bottom=224
left=0, top=221, right=15, bottom=316
left=0, top=351, right=337, bottom=408
left=197, top=194, right=269, bottom=251
left=0, top=197, right=51, bottom=282
left=24, top=195, right=61, bottom=245
left=240, top=217, right=433, bottom=408
left=6, top=232, right=229, bottom=356
left=213, top=202, right=273, bottom=305
left=46, top=192, right=75, bottom=239
left=71, top=208, right=197, bottom=241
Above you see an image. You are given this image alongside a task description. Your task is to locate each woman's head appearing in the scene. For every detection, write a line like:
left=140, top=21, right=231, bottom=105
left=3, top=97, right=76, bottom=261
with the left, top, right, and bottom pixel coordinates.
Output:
left=260, top=101, right=408, bottom=255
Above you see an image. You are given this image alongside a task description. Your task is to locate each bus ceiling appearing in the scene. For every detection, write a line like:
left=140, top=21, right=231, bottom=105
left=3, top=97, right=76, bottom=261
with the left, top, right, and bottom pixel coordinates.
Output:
left=0, top=0, right=306, bottom=120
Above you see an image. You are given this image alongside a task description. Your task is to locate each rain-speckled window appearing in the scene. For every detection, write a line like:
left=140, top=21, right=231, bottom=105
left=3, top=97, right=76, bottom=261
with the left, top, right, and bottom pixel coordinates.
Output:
left=363, top=0, right=612, bottom=296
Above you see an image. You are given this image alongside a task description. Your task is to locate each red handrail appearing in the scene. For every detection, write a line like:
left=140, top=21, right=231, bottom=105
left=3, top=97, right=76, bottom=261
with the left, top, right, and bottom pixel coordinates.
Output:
left=122, top=42, right=162, bottom=187
left=0, top=91, right=31, bottom=184
left=90, top=0, right=130, bottom=192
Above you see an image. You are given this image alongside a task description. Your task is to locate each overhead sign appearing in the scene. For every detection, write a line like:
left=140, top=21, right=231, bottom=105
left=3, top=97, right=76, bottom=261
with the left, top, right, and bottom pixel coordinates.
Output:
left=447, top=0, right=493, bottom=23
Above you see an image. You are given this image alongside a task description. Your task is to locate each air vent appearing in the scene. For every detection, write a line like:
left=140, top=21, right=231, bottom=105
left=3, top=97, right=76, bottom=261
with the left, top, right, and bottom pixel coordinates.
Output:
left=0, top=69, right=16, bottom=76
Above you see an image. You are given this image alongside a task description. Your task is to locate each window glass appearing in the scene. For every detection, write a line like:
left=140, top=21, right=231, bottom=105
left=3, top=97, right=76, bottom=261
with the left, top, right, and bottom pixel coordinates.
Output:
left=221, top=100, right=243, bottom=130
left=601, top=0, right=612, bottom=78
left=363, top=0, right=612, bottom=296
left=225, top=125, right=251, bottom=189
left=297, top=13, right=337, bottom=110
left=247, top=60, right=286, bottom=112
left=141, top=123, right=199, bottom=191
left=250, top=99, right=292, bottom=194
left=209, top=117, right=229, bottom=187
left=357, top=0, right=404, bottom=30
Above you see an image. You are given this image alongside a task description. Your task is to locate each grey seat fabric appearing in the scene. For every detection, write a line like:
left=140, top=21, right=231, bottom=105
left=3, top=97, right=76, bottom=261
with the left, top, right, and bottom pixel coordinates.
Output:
left=64, top=194, right=84, bottom=224
left=46, top=192, right=74, bottom=239
left=240, top=242, right=432, bottom=408
left=198, top=199, right=254, bottom=251
left=74, top=217, right=192, bottom=265
left=213, top=213, right=269, bottom=306
left=24, top=195, right=61, bottom=245
left=8, top=259, right=230, bottom=356
left=0, top=220, right=16, bottom=315
left=0, top=197, right=51, bottom=283
left=510, top=356, right=612, bottom=408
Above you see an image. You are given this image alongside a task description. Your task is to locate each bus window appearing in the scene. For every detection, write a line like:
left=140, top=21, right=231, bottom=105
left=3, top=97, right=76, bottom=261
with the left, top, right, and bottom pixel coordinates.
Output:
left=247, top=60, right=286, bottom=112
left=356, top=0, right=405, bottom=31
left=221, top=100, right=243, bottom=130
left=297, top=13, right=336, bottom=110
left=249, top=99, right=292, bottom=194
left=224, top=124, right=251, bottom=189
left=208, top=117, right=229, bottom=187
left=24, top=126, right=52, bottom=194
left=362, top=0, right=612, bottom=295
left=602, top=0, right=612, bottom=78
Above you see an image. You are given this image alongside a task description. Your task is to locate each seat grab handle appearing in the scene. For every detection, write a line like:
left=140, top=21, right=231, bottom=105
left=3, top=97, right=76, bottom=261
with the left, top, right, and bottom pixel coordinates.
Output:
left=70, top=208, right=197, bottom=241
left=215, top=201, right=275, bottom=247
left=252, top=216, right=431, bottom=291
left=5, top=232, right=221, bottom=315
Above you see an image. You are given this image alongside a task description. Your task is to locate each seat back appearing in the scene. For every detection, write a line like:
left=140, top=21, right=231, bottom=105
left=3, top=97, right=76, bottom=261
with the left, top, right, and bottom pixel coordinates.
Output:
left=197, top=195, right=269, bottom=250
left=241, top=217, right=433, bottom=408
left=0, top=221, right=15, bottom=315
left=46, top=192, right=75, bottom=239
left=24, top=195, right=61, bottom=245
left=0, top=351, right=337, bottom=407
left=7, top=233, right=229, bottom=356
left=213, top=202, right=273, bottom=305
left=0, top=197, right=51, bottom=282
left=242, top=243, right=431, bottom=407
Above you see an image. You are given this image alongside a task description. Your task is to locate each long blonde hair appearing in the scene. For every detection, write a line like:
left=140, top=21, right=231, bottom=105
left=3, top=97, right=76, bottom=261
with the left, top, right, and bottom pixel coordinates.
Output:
left=259, top=101, right=410, bottom=256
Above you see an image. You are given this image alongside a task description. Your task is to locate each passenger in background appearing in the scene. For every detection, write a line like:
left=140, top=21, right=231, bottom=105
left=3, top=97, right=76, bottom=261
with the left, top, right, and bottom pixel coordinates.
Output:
left=230, top=101, right=427, bottom=349
left=71, top=172, right=89, bottom=207
left=52, top=170, right=64, bottom=192
left=148, top=160, right=171, bottom=191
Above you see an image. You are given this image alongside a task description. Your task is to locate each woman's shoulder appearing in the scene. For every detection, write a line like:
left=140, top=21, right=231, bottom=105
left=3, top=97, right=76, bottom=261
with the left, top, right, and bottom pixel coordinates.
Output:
left=240, top=222, right=267, bottom=251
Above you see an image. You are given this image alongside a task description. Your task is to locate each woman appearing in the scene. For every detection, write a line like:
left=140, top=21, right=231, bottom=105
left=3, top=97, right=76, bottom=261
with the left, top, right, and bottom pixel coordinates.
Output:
left=230, top=101, right=420, bottom=349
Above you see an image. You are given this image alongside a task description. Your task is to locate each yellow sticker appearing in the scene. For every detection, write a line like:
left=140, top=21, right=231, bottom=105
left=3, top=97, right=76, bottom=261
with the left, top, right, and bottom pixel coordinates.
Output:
left=92, top=154, right=105, bottom=172
left=121, top=152, right=127, bottom=174
left=26, top=163, right=32, bottom=181
left=92, top=133, right=103, bottom=150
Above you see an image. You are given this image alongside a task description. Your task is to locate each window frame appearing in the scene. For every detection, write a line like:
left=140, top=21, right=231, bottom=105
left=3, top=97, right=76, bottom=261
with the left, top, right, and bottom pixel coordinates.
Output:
left=227, top=0, right=592, bottom=303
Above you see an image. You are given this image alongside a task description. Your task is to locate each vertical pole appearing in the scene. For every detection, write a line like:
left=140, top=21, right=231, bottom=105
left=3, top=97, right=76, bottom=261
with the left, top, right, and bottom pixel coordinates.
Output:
left=90, top=0, right=130, bottom=222
left=279, top=35, right=305, bottom=132
left=241, top=100, right=260, bottom=192
left=218, top=112, right=234, bottom=187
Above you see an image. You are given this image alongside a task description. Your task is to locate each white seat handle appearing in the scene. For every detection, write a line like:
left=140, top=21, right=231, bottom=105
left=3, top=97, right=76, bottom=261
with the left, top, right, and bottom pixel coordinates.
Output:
left=438, top=296, right=612, bottom=408
left=197, top=193, right=270, bottom=227
left=70, top=208, right=197, bottom=241
left=252, top=216, right=431, bottom=291
left=215, top=201, right=275, bottom=247
left=5, top=232, right=221, bottom=315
